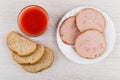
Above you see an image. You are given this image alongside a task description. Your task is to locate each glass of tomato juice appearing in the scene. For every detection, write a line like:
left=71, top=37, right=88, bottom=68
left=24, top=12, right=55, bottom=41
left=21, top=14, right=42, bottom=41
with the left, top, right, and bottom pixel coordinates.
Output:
left=18, top=5, right=48, bottom=36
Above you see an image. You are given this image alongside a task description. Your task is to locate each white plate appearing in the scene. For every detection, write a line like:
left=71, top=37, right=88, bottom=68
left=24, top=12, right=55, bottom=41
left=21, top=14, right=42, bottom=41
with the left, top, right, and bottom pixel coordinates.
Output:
left=56, top=6, right=116, bottom=64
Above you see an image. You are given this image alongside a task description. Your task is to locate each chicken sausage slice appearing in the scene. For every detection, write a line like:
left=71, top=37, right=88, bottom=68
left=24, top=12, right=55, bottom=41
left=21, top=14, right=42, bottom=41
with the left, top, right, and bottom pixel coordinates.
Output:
left=75, top=30, right=106, bottom=59
left=60, top=16, right=80, bottom=45
left=76, top=8, right=106, bottom=33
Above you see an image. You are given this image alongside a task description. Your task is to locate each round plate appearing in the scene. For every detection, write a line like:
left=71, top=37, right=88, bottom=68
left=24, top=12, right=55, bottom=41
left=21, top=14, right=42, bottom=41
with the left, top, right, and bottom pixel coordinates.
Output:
left=56, top=6, right=116, bottom=64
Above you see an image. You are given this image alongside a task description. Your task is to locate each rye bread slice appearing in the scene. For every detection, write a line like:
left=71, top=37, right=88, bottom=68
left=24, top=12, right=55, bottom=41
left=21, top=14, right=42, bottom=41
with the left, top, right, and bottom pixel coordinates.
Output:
left=6, top=31, right=37, bottom=56
left=22, top=47, right=54, bottom=73
left=12, top=44, right=45, bottom=65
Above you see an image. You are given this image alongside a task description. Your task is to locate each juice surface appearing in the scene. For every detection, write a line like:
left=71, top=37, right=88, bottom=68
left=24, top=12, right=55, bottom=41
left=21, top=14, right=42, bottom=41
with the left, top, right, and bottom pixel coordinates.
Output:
left=18, top=5, right=48, bottom=36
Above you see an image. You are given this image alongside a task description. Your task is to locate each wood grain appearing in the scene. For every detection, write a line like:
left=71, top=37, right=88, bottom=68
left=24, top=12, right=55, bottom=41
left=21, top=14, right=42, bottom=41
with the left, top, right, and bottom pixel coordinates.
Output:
left=0, top=0, right=120, bottom=80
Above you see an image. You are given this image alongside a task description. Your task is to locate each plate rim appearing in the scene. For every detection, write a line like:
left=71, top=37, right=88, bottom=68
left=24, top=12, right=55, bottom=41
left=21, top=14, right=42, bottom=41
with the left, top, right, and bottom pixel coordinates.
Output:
left=56, top=6, right=116, bottom=64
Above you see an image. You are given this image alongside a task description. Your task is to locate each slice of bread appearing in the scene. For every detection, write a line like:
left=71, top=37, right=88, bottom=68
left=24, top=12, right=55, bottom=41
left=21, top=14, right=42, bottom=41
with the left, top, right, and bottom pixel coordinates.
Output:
left=12, top=44, right=45, bottom=65
left=22, top=47, right=54, bottom=73
left=6, top=31, right=37, bottom=56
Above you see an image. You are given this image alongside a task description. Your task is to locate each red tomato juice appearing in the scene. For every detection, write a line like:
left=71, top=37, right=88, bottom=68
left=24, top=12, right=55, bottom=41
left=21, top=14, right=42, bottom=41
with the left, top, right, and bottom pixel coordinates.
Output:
left=18, top=5, right=48, bottom=36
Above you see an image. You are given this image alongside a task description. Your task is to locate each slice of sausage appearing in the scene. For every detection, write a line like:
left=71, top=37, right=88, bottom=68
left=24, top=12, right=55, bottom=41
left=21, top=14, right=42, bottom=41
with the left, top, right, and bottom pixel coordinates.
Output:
left=60, top=16, right=80, bottom=45
left=75, top=30, right=106, bottom=59
left=76, top=8, right=106, bottom=33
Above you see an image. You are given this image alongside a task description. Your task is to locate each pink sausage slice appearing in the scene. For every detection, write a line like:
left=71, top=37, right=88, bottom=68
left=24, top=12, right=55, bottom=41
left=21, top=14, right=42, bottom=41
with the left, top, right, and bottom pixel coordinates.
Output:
left=60, top=16, right=80, bottom=45
left=76, top=8, right=106, bottom=33
left=75, top=30, right=106, bottom=59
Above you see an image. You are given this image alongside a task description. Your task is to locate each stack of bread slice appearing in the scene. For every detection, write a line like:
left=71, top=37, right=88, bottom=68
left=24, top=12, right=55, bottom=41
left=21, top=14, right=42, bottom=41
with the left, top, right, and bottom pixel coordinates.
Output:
left=6, top=31, right=54, bottom=73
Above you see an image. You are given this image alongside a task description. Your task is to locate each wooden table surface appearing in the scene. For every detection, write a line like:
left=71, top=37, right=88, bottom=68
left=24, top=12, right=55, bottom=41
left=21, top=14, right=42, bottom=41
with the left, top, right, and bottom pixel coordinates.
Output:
left=0, top=0, right=120, bottom=80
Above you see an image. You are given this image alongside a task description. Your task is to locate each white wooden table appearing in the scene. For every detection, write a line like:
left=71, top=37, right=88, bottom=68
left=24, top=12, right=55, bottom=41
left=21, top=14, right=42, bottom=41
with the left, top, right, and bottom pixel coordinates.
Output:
left=0, top=0, right=120, bottom=80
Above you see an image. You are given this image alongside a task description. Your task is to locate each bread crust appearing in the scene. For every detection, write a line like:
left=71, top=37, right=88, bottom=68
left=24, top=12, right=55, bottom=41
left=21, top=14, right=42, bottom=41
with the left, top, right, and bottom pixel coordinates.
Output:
left=22, top=47, right=54, bottom=73
left=6, top=31, right=37, bottom=56
left=12, top=44, right=45, bottom=65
